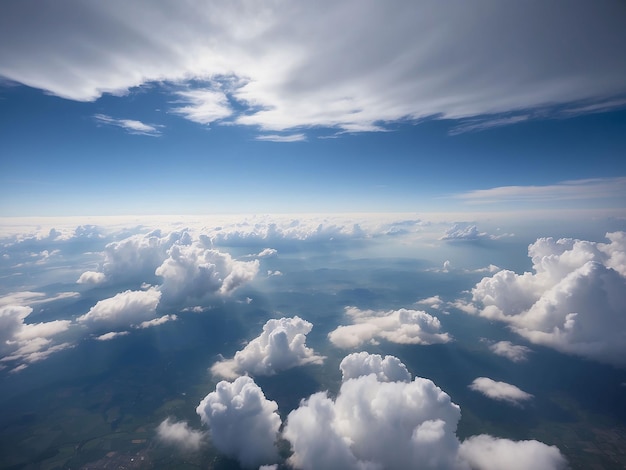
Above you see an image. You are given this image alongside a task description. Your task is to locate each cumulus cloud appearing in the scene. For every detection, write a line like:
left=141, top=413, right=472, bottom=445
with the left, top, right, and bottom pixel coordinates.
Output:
left=465, top=232, right=626, bottom=365
left=1, top=2, right=625, bottom=134
left=328, top=306, right=451, bottom=348
left=489, top=341, right=532, bottom=362
left=459, top=435, right=567, bottom=470
left=77, top=288, right=161, bottom=329
left=0, top=305, right=73, bottom=368
left=211, top=316, right=324, bottom=379
left=440, top=224, right=496, bottom=241
left=196, top=376, right=281, bottom=469
left=156, top=418, right=205, bottom=452
left=339, top=351, right=411, bottom=383
left=284, top=353, right=564, bottom=470
left=77, top=271, right=106, bottom=284
left=155, top=243, right=259, bottom=300
left=469, top=378, right=534, bottom=406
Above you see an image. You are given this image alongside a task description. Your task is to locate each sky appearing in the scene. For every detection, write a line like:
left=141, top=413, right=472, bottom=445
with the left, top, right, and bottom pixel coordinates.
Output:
left=1, top=2, right=626, bottom=469
left=1, top=0, right=625, bottom=216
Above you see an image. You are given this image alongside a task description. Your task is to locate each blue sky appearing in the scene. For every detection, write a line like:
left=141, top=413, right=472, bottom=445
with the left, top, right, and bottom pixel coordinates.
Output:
left=1, top=0, right=625, bottom=216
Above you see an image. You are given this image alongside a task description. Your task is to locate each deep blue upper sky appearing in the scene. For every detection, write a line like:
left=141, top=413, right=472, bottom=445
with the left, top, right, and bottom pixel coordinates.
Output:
left=1, top=1, right=625, bottom=216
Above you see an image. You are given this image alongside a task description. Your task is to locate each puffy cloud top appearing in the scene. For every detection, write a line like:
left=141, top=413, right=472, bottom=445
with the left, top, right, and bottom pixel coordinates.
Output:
left=77, top=288, right=161, bottom=328
left=196, top=376, right=281, bottom=469
left=156, top=243, right=259, bottom=300
left=156, top=418, right=205, bottom=452
left=211, top=316, right=324, bottom=379
left=329, top=307, right=451, bottom=348
left=339, top=351, right=411, bottom=383
left=467, top=232, right=626, bottom=365
left=283, top=353, right=565, bottom=470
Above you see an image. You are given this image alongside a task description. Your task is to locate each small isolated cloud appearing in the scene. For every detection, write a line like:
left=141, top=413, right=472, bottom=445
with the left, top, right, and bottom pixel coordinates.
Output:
left=257, top=248, right=278, bottom=258
left=95, top=331, right=129, bottom=341
left=459, top=435, right=567, bottom=470
left=267, top=270, right=282, bottom=277
left=93, top=114, right=162, bottom=136
left=440, top=223, right=496, bottom=241
left=328, top=306, right=451, bottom=348
left=137, top=314, right=177, bottom=329
left=156, top=243, right=259, bottom=300
left=469, top=378, right=534, bottom=406
left=156, top=418, right=205, bottom=452
left=77, top=270, right=106, bottom=284
left=489, top=341, right=532, bottom=363
left=211, top=316, right=324, bottom=379
left=77, top=288, right=161, bottom=329
left=339, top=352, right=411, bottom=383
left=256, top=134, right=306, bottom=143
left=196, top=376, right=281, bottom=469
left=465, top=232, right=626, bottom=365
left=284, top=353, right=565, bottom=470
left=416, top=295, right=444, bottom=309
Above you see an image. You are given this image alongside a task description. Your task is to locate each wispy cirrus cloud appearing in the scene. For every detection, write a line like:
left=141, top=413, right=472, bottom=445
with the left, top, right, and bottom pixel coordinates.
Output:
left=1, top=2, right=625, bottom=134
left=255, top=133, right=306, bottom=143
left=93, top=114, right=162, bottom=136
left=454, top=177, right=626, bottom=206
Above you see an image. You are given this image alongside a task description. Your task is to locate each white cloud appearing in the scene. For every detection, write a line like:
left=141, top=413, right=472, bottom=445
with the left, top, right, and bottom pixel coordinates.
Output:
left=93, top=113, right=162, bottom=136
left=256, top=134, right=306, bottom=142
left=93, top=229, right=190, bottom=284
left=1, top=2, right=624, bottom=133
left=95, top=331, right=130, bottom=341
left=0, top=291, right=80, bottom=307
left=455, top=177, right=626, bottom=206
left=211, top=316, right=324, bottom=379
left=469, top=378, right=534, bottom=406
left=440, top=224, right=495, bottom=241
left=256, top=248, right=278, bottom=258
left=172, top=88, right=233, bottom=125
left=328, top=306, right=451, bottom=348
left=459, top=435, right=567, bottom=470
left=489, top=341, right=531, bottom=363
left=77, top=270, right=106, bottom=284
left=156, top=418, right=205, bottom=452
left=465, top=232, right=626, bottom=365
left=77, top=288, right=161, bottom=329
left=136, top=314, right=177, bottom=329
left=284, top=354, right=565, bottom=470
left=0, top=305, right=72, bottom=366
left=267, top=270, right=282, bottom=277
left=339, top=351, right=411, bottom=383
left=155, top=243, right=259, bottom=300
left=196, top=376, right=281, bottom=469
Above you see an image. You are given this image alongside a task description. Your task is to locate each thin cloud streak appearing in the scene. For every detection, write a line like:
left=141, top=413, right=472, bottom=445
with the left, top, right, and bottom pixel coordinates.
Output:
left=454, top=177, right=626, bottom=205
left=93, top=114, right=162, bottom=136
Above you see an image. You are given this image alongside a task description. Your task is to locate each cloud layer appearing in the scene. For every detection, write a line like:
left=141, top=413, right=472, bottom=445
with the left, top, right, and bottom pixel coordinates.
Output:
left=211, top=316, right=324, bottom=379
left=465, top=232, right=626, bottom=365
left=2, top=1, right=625, bottom=133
